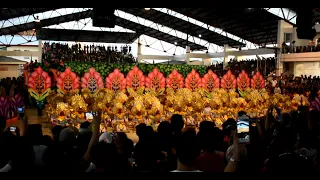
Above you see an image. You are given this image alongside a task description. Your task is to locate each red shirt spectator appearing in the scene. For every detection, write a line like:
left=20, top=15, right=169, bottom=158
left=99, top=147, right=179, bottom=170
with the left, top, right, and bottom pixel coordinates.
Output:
left=196, top=151, right=226, bottom=172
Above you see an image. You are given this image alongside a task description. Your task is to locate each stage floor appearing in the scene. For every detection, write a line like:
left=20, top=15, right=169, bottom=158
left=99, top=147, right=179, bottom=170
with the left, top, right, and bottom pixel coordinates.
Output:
left=6, top=108, right=139, bottom=143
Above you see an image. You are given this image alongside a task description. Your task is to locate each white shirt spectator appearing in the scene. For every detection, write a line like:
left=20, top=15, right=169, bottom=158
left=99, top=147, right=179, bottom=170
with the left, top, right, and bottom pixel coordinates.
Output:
left=271, top=80, right=277, bottom=87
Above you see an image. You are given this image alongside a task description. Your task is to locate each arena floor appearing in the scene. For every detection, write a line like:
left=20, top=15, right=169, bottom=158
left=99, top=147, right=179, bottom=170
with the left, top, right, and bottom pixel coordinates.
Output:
left=6, top=108, right=139, bottom=143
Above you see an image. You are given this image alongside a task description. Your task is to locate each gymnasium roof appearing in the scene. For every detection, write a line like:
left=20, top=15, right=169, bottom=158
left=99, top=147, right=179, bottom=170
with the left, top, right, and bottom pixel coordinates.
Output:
left=0, top=8, right=299, bottom=51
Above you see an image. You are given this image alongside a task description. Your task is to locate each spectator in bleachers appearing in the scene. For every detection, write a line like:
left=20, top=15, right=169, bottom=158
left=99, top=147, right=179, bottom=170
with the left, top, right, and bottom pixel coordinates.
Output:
left=42, top=42, right=136, bottom=64
left=208, top=57, right=276, bottom=78
left=282, top=39, right=320, bottom=54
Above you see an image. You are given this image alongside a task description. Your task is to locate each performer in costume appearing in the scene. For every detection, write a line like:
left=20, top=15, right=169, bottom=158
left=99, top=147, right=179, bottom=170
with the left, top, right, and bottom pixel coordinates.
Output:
left=28, top=67, right=52, bottom=117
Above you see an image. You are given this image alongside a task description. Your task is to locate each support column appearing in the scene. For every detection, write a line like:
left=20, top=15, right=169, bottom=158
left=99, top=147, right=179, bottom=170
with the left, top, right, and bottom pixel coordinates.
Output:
left=38, top=39, right=42, bottom=62
left=276, top=20, right=286, bottom=76
left=185, top=46, right=191, bottom=64
left=137, top=36, right=142, bottom=63
left=223, top=44, right=228, bottom=70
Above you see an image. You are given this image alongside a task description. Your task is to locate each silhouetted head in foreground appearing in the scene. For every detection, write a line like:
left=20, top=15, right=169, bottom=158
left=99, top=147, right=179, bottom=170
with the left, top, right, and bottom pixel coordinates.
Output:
left=0, top=116, right=6, bottom=134
left=175, top=127, right=200, bottom=169
left=157, top=121, right=172, bottom=135
left=170, top=114, right=184, bottom=134
left=136, top=123, right=147, bottom=139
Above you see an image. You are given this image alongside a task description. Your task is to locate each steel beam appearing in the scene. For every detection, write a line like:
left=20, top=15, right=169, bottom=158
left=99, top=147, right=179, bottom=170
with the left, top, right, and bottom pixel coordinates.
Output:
left=0, top=8, right=59, bottom=21
left=155, top=8, right=258, bottom=49
left=263, top=8, right=297, bottom=24
left=36, top=28, right=138, bottom=43
left=0, top=10, right=93, bottom=36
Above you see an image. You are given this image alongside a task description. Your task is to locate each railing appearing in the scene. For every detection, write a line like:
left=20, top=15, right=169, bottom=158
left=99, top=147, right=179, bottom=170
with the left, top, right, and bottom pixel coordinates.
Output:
left=280, top=52, right=320, bottom=62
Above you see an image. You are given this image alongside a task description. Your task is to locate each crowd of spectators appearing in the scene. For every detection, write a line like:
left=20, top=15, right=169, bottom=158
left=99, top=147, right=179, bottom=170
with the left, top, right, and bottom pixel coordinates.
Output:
left=4, top=40, right=320, bottom=173
left=282, top=39, right=320, bottom=54
left=0, top=77, right=30, bottom=108
left=0, top=105, right=319, bottom=172
left=208, top=57, right=276, bottom=77
left=0, top=77, right=24, bottom=96
left=2, top=53, right=320, bottom=172
left=23, top=60, right=38, bottom=73
left=42, top=42, right=137, bottom=64
left=266, top=74, right=320, bottom=96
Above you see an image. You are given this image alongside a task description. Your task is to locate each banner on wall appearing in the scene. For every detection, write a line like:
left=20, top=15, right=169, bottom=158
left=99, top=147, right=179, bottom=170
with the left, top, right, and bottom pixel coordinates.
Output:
left=0, top=67, right=8, bottom=71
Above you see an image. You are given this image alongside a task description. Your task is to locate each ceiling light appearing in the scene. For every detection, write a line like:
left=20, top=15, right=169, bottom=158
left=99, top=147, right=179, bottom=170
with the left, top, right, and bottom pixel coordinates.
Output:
left=199, top=34, right=201, bottom=37
left=174, top=42, right=177, bottom=45
left=144, top=8, right=151, bottom=10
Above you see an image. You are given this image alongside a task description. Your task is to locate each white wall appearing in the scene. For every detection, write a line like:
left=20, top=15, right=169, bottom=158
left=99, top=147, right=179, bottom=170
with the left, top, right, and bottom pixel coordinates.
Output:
left=189, top=61, right=203, bottom=65
left=6, top=45, right=39, bottom=51
left=5, top=45, right=40, bottom=62
left=0, top=64, right=19, bottom=79
left=294, top=62, right=320, bottom=76
left=277, top=21, right=293, bottom=46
